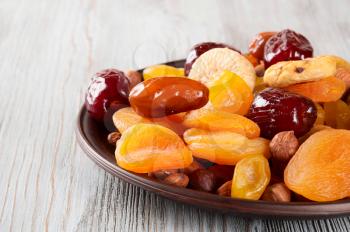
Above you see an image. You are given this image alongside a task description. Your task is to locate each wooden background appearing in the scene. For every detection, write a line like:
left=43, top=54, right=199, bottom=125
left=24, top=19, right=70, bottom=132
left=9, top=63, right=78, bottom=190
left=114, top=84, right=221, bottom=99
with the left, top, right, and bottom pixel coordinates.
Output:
left=1, top=0, right=350, bottom=231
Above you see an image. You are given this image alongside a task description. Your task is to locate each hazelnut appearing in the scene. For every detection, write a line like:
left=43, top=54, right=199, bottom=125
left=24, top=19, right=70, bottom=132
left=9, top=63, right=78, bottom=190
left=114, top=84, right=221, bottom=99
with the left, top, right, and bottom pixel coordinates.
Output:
left=151, top=169, right=178, bottom=180
left=255, top=62, right=265, bottom=77
left=126, top=70, right=142, bottom=89
left=261, top=183, right=291, bottom=202
left=270, top=131, right=299, bottom=162
left=107, top=132, right=121, bottom=145
left=216, top=180, right=232, bottom=197
left=163, top=173, right=189, bottom=188
left=189, top=169, right=216, bottom=192
left=183, top=160, right=204, bottom=175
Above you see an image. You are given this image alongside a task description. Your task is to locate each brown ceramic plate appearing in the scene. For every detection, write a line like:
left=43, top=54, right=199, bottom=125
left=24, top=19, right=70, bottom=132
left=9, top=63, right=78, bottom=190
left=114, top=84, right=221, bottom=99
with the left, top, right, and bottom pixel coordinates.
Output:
left=76, top=59, right=350, bottom=218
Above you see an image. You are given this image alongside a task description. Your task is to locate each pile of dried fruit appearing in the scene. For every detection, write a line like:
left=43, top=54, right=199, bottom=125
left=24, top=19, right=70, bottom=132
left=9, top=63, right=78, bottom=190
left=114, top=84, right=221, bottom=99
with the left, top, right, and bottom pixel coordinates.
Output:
left=85, top=29, right=350, bottom=203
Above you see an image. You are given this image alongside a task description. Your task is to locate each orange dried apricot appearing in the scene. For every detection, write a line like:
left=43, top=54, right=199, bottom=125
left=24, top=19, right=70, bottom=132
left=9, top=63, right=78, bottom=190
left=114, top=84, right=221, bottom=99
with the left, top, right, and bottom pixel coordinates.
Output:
left=183, top=128, right=270, bottom=165
left=113, top=107, right=187, bottom=135
left=143, top=65, right=184, bottom=80
left=324, top=100, right=350, bottom=129
left=209, top=70, right=253, bottom=115
left=231, top=154, right=271, bottom=200
left=115, top=123, right=193, bottom=173
left=182, top=108, right=260, bottom=139
left=315, top=103, right=325, bottom=125
left=113, top=107, right=148, bottom=133
left=284, top=77, right=346, bottom=102
left=284, top=129, right=350, bottom=202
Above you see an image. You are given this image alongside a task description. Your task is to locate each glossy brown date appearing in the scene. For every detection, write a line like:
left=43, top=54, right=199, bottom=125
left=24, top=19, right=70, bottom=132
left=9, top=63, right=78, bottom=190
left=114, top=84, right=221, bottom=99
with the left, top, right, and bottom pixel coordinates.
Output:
left=129, top=76, right=209, bottom=118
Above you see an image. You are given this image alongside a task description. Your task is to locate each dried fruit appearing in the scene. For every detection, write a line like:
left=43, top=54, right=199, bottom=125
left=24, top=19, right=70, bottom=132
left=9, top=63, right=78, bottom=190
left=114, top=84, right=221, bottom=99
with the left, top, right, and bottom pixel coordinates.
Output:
left=231, top=155, right=271, bottom=200
left=183, top=108, right=260, bottom=139
left=298, top=124, right=333, bottom=144
left=113, top=107, right=148, bottom=133
left=261, top=183, right=291, bottom=202
left=264, top=29, right=313, bottom=68
left=113, top=107, right=187, bottom=135
left=126, top=70, right=142, bottom=89
left=244, top=53, right=260, bottom=67
left=183, top=128, right=270, bottom=165
left=163, top=173, right=189, bottom=188
left=284, top=77, right=346, bottom=103
left=284, top=129, right=350, bottom=202
left=129, top=77, right=209, bottom=117
left=208, top=70, right=253, bottom=115
left=324, top=100, right=350, bottom=129
left=189, top=48, right=256, bottom=90
left=217, top=181, right=232, bottom=196
left=143, top=65, right=184, bottom=80
left=336, top=68, right=350, bottom=89
left=85, top=69, right=130, bottom=121
left=246, top=88, right=317, bottom=139
left=315, top=103, right=325, bottom=125
left=115, top=124, right=193, bottom=173
left=189, top=169, right=216, bottom=192
left=269, top=131, right=299, bottom=163
left=264, top=56, right=336, bottom=87
left=184, top=42, right=239, bottom=76
left=248, top=32, right=277, bottom=60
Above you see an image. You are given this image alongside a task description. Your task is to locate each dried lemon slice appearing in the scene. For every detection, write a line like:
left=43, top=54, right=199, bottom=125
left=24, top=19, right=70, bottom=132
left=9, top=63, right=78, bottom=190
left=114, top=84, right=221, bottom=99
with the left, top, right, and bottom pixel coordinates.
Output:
left=188, top=48, right=256, bottom=90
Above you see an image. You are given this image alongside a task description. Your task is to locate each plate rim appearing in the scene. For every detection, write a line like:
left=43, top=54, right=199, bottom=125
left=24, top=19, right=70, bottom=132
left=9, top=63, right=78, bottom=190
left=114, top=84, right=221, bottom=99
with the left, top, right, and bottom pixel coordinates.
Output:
left=76, top=106, right=350, bottom=218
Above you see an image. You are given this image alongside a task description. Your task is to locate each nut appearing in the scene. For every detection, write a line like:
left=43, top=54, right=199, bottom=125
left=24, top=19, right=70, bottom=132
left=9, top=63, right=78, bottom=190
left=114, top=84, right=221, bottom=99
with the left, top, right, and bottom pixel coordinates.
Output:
left=163, top=173, right=189, bottom=188
left=183, top=160, right=204, bottom=175
left=336, top=68, right=350, bottom=88
left=107, top=132, right=121, bottom=145
left=216, top=180, right=232, bottom=196
left=269, top=131, right=299, bottom=162
left=261, top=183, right=291, bottom=202
left=264, top=56, right=336, bottom=87
left=255, top=62, right=265, bottom=77
left=189, top=169, right=216, bottom=192
left=151, top=169, right=178, bottom=180
left=126, top=70, right=142, bottom=89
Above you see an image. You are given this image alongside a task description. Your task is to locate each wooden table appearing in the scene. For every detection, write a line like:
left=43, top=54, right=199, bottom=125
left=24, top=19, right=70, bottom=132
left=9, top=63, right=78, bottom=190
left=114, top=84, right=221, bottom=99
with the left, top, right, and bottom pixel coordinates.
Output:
left=1, top=0, right=350, bottom=231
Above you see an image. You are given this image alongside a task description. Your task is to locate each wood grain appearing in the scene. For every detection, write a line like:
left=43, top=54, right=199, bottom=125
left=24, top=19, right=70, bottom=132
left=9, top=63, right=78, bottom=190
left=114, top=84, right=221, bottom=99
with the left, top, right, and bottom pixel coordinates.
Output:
left=0, top=0, right=350, bottom=231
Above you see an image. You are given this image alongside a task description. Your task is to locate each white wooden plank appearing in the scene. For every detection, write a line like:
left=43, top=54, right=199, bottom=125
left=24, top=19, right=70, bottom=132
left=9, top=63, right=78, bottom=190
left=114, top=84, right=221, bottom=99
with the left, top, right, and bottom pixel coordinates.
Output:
left=0, top=0, right=350, bottom=231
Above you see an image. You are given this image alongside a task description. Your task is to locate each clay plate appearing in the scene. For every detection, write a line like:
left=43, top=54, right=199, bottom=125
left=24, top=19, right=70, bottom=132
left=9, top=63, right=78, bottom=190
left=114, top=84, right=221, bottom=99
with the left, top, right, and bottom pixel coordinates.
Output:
left=76, top=59, right=350, bottom=217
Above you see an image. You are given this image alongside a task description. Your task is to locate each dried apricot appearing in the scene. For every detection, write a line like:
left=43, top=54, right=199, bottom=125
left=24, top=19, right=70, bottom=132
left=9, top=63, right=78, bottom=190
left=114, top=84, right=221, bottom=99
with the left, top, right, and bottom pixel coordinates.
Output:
left=115, top=123, right=193, bottom=173
left=209, top=70, right=253, bottom=115
left=284, top=129, right=350, bottom=202
left=231, top=154, right=271, bottom=200
left=183, top=108, right=260, bottom=139
left=113, top=107, right=187, bottom=135
left=143, top=65, right=184, bottom=80
left=324, top=100, right=350, bottom=129
left=284, top=77, right=346, bottom=102
left=113, top=107, right=148, bottom=133
left=183, top=128, right=270, bottom=165
left=315, top=103, right=325, bottom=125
